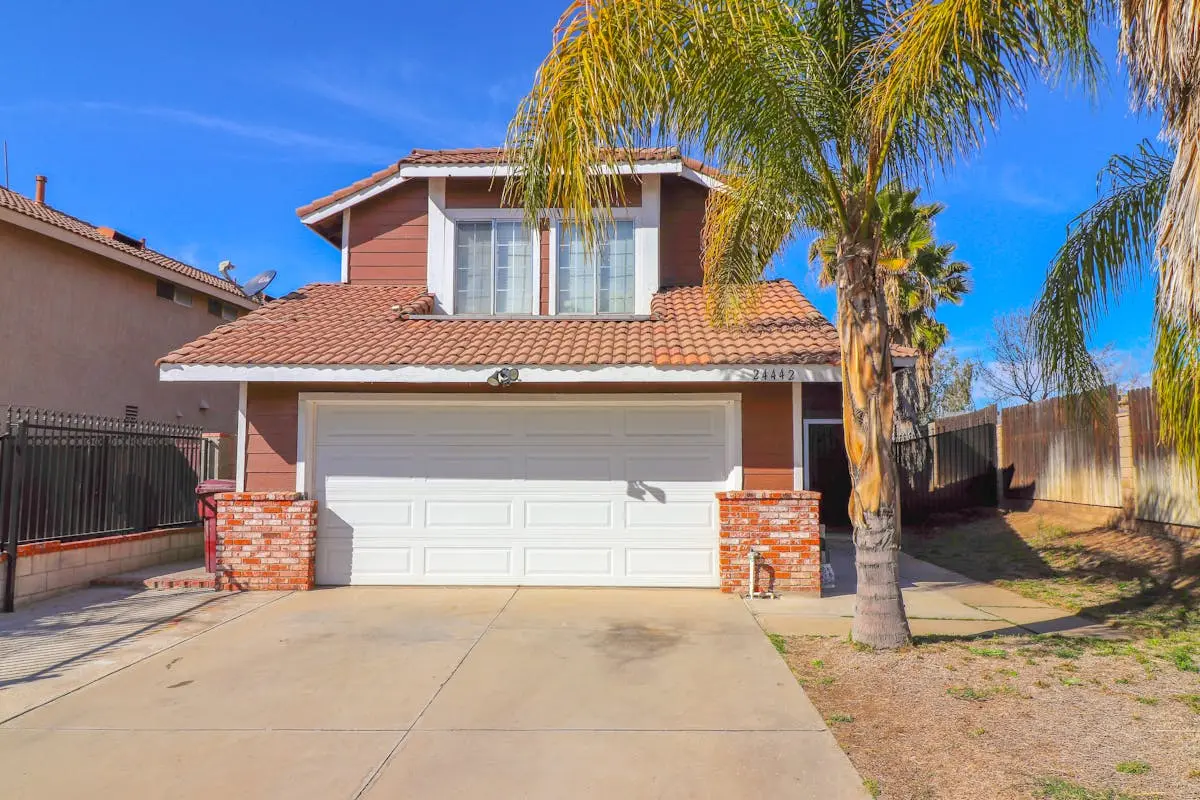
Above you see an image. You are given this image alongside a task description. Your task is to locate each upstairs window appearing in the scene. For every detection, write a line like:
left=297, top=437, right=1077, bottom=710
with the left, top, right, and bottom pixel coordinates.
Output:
left=454, top=221, right=536, bottom=315
left=156, top=279, right=192, bottom=307
left=557, top=221, right=635, bottom=314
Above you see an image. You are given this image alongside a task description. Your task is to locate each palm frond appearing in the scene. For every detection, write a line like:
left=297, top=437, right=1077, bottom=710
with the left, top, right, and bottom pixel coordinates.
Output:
left=1153, top=314, right=1200, bottom=480
left=866, top=0, right=1102, bottom=182
left=1034, top=141, right=1172, bottom=400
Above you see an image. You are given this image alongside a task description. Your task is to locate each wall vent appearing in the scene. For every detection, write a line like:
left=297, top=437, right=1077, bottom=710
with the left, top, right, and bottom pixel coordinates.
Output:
left=124, top=405, right=139, bottom=422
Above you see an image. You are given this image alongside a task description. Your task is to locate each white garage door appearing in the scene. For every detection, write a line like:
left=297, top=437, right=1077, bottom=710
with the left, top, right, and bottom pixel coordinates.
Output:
left=310, top=396, right=736, bottom=586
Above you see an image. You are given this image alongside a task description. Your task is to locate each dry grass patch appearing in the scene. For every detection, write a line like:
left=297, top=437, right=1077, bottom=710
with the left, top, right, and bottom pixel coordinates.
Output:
left=777, top=634, right=1200, bottom=800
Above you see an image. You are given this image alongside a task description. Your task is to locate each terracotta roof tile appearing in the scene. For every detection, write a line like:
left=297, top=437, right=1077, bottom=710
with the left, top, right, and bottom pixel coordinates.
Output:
left=160, top=280, right=857, bottom=367
left=0, top=186, right=242, bottom=295
left=296, top=146, right=715, bottom=219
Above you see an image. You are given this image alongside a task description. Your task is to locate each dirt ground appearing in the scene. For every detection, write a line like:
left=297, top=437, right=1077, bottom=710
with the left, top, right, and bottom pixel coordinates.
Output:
left=781, top=634, right=1198, bottom=800
left=778, top=506, right=1199, bottom=800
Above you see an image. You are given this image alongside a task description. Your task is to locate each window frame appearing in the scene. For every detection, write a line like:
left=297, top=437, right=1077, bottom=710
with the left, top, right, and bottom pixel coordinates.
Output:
left=548, top=207, right=642, bottom=317
left=446, top=210, right=540, bottom=316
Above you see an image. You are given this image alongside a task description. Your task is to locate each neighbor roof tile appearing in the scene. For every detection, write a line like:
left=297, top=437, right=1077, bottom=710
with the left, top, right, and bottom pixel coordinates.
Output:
left=0, top=186, right=242, bottom=295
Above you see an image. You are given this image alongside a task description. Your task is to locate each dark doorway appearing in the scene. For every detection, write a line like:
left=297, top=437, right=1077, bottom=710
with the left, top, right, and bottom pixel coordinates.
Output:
left=807, top=422, right=851, bottom=528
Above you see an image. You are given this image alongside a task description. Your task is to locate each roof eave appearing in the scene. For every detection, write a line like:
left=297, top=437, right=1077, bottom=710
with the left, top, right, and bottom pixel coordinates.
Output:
left=298, top=159, right=724, bottom=227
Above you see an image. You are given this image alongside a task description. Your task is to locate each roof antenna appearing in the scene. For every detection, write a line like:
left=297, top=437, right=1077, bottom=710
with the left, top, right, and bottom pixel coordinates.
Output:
left=218, top=260, right=236, bottom=281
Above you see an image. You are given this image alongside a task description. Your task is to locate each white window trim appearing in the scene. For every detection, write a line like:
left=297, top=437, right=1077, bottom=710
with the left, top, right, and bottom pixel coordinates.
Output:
left=339, top=208, right=351, bottom=283
left=235, top=382, right=248, bottom=492
left=547, top=205, right=659, bottom=316
left=792, top=383, right=804, bottom=490
left=436, top=201, right=661, bottom=318
left=293, top=392, right=742, bottom=497
left=447, top=212, right=541, bottom=316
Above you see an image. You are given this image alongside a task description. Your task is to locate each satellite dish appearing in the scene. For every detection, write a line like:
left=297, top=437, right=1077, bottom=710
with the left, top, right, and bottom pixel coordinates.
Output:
left=240, top=269, right=276, bottom=299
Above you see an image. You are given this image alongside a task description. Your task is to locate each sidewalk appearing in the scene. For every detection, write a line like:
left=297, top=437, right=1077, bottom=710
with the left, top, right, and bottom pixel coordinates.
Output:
left=750, top=534, right=1121, bottom=638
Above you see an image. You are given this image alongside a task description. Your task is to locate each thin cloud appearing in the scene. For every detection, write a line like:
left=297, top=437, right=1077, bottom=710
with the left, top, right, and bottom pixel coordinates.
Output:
left=997, top=164, right=1079, bottom=213
left=4, top=100, right=395, bottom=164
left=85, top=102, right=396, bottom=163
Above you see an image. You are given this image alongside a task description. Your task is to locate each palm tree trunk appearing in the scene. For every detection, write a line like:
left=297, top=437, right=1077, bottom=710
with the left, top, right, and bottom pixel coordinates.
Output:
left=836, top=232, right=912, bottom=649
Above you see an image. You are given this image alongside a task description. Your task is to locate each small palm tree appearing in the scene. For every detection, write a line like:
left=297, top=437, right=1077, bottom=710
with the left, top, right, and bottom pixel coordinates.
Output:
left=504, top=0, right=1096, bottom=648
left=810, top=182, right=970, bottom=435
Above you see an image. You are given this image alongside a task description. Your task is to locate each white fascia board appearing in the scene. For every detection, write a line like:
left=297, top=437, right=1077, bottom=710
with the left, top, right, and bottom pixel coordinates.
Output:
left=300, top=159, right=719, bottom=225
left=160, top=363, right=842, bottom=384
left=299, top=172, right=411, bottom=226
left=0, top=207, right=257, bottom=309
left=680, top=165, right=726, bottom=190
left=398, top=162, right=684, bottom=179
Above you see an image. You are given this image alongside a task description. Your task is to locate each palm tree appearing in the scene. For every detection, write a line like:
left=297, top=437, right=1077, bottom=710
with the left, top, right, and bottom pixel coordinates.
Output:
left=1034, top=143, right=1199, bottom=479
left=810, top=182, right=970, bottom=437
left=503, top=0, right=1096, bottom=648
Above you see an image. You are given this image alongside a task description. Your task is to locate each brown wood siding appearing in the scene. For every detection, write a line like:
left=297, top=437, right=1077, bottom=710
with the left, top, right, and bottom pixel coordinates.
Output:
left=445, top=177, right=642, bottom=209
left=539, top=221, right=551, bottom=314
left=347, top=179, right=428, bottom=285
left=245, top=383, right=302, bottom=491
left=659, top=176, right=709, bottom=287
left=802, top=382, right=842, bottom=420
left=741, top=383, right=794, bottom=490
left=242, top=382, right=793, bottom=492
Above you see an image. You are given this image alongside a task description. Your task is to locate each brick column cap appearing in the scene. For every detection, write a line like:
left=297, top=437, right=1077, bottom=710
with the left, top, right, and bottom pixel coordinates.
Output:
left=216, top=491, right=310, bottom=502
left=717, top=490, right=821, bottom=501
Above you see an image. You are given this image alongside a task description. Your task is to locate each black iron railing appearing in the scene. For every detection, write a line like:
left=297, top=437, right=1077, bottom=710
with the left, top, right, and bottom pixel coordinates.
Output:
left=1, top=407, right=216, bottom=610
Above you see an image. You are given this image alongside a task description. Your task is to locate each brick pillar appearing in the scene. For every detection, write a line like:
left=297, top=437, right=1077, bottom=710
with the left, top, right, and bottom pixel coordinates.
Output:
left=1117, top=393, right=1136, bottom=528
left=717, top=490, right=822, bottom=595
left=215, top=492, right=318, bottom=591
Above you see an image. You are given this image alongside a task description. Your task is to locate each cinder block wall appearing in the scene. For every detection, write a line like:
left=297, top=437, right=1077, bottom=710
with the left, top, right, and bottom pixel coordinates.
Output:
left=4, top=528, right=202, bottom=608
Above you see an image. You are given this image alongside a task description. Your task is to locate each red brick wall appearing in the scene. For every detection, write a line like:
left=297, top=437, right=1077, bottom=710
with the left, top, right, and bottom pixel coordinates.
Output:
left=215, top=492, right=318, bottom=590
left=718, top=490, right=821, bottom=595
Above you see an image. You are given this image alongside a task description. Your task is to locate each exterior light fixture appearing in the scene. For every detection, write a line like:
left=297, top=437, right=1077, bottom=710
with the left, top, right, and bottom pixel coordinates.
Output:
left=487, top=367, right=520, bottom=388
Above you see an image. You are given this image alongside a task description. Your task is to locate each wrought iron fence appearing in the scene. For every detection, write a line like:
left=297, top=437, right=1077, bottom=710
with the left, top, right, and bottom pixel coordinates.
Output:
left=895, top=419, right=998, bottom=522
left=1, top=406, right=216, bottom=609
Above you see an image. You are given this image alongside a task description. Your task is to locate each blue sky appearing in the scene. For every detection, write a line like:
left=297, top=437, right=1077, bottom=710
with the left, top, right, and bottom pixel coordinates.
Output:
left=1, top=0, right=1160, bottom=378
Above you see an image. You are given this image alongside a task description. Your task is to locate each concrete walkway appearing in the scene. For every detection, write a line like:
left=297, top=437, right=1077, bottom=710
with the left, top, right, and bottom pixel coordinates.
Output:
left=0, top=586, right=870, bottom=799
left=751, top=534, right=1119, bottom=638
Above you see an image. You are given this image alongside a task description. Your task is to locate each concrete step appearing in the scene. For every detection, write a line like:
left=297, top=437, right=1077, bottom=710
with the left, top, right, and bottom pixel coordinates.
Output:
left=92, top=560, right=215, bottom=591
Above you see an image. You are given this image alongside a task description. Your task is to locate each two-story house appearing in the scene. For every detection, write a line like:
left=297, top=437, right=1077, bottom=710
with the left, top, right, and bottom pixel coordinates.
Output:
left=160, top=147, right=910, bottom=591
left=1, top=178, right=260, bottom=432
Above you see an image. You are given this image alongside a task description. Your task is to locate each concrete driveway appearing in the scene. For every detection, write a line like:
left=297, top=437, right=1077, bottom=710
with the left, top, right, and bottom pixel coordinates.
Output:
left=0, top=587, right=868, bottom=799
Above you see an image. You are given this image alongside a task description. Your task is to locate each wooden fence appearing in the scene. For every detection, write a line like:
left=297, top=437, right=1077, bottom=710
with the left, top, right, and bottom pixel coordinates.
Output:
left=1127, top=388, right=1200, bottom=527
left=1000, top=389, right=1122, bottom=507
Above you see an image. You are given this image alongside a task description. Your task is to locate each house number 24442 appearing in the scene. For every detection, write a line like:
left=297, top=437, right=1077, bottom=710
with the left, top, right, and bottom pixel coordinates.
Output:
left=751, top=368, right=798, bottom=381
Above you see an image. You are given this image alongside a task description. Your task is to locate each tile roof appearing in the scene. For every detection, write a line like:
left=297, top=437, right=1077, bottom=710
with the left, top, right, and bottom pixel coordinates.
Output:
left=0, top=186, right=243, bottom=296
left=161, top=279, right=849, bottom=367
left=296, top=146, right=721, bottom=219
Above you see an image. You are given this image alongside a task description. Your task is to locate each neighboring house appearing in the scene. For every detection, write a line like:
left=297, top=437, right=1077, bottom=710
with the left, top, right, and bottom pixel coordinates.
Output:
left=160, top=147, right=913, bottom=591
left=0, top=177, right=259, bottom=432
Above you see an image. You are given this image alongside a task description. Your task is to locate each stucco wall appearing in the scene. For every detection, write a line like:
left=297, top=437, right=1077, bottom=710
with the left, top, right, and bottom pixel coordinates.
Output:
left=0, top=220, right=238, bottom=432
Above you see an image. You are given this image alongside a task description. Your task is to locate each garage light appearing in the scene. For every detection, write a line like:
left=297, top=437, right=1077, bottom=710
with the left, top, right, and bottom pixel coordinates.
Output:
left=487, top=367, right=520, bottom=388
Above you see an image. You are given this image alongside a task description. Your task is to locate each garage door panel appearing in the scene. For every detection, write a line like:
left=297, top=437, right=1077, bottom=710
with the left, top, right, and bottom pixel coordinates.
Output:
left=523, top=547, right=614, bottom=577
left=526, top=408, right=618, bottom=438
left=626, top=547, right=715, bottom=579
left=524, top=499, right=614, bottom=529
left=624, top=407, right=722, bottom=438
left=425, top=499, right=515, bottom=529
left=313, top=398, right=729, bottom=587
left=625, top=499, right=714, bottom=529
left=321, top=499, right=415, bottom=529
left=424, top=547, right=513, bottom=576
